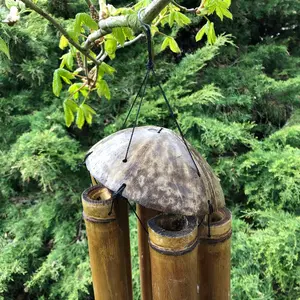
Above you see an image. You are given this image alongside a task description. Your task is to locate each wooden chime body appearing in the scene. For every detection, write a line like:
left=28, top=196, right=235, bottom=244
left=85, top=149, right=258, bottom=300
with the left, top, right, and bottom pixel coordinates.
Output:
left=82, top=126, right=231, bottom=300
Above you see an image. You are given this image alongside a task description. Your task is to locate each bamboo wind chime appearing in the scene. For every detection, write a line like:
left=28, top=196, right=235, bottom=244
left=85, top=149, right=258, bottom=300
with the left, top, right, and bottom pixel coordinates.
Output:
left=81, top=14, right=232, bottom=300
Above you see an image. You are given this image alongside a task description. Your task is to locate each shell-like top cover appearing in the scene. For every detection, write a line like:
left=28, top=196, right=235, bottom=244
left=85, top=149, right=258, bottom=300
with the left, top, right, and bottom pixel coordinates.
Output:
left=86, top=126, right=224, bottom=216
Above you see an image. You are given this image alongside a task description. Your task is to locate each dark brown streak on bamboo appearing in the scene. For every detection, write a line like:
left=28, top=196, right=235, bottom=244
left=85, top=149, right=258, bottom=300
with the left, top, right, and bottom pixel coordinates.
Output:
left=137, top=205, right=159, bottom=300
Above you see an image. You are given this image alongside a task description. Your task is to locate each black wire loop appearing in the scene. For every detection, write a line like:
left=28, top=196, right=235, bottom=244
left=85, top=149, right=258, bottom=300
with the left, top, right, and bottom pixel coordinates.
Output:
left=108, top=183, right=127, bottom=216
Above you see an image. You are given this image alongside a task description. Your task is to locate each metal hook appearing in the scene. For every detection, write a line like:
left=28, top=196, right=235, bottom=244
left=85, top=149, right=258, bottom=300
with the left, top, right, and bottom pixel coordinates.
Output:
left=138, top=9, right=154, bottom=69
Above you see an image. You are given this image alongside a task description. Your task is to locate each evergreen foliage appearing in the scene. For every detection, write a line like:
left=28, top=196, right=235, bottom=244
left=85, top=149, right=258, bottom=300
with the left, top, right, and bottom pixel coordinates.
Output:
left=0, top=0, right=300, bottom=299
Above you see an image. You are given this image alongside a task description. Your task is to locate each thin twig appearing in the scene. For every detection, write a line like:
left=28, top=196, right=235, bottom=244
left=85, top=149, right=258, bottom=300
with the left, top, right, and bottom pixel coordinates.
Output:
left=120, top=33, right=145, bottom=48
left=171, top=0, right=197, bottom=13
left=85, top=0, right=93, bottom=7
left=91, top=65, right=99, bottom=89
left=69, top=82, right=88, bottom=98
left=20, top=0, right=100, bottom=65
left=84, top=55, right=90, bottom=86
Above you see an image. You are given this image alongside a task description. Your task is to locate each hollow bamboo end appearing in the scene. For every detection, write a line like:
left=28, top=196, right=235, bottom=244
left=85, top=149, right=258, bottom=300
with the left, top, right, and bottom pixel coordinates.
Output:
left=82, top=185, right=115, bottom=220
left=199, top=207, right=232, bottom=241
left=148, top=214, right=198, bottom=254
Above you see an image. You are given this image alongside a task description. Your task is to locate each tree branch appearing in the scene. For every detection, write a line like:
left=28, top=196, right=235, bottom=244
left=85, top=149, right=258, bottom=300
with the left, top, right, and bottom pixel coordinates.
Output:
left=84, top=0, right=172, bottom=49
left=99, top=0, right=108, bottom=19
left=21, top=0, right=172, bottom=64
left=20, top=0, right=100, bottom=65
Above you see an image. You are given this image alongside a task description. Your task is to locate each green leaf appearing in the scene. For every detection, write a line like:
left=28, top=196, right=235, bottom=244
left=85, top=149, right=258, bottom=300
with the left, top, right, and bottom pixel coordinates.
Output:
left=53, top=70, right=62, bottom=97
left=220, top=7, right=233, bottom=19
left=5, top=0, right=16, bottom=9
left=59, top=35, right=69, bottom=50
left=195, top=23, right=207, bottom=42
left=58, top=68, right=75, bottom=84
left=174, top=12, right=191, bottom=27
left=122, top=27, right=135, bottom=40
left=112, top=28, right=125, bottom=46
left=196, top=21, right=210, bottom=42
left=65, top=99, right=79, bottom=112
left=151, top=25, right=159, bottom=36
left=63, top=99, right=78, bottom=127
left=169, top=11, right=175, bottom=27
left=18, top=1, right=25, bottom=10
left=81, top=104, right=96, bottom=125
left=208, top=22, right=216, bottom=44
left=0, top=37, right=10, bottom=59
left=63, top=105, right=74, bottom=127
left=96, top=79, right=111, bottom=100
left=60, top=52, right=74, bottom=70
left=76, top=107, right=85, bottom=129
left=74, top=13, right=98, bottom=35
left=68, top=83, right=86, bottom=99
left=104, top=36, right=117, bottom=59
left=53, top=69, right=75, bottom=96
left=216, top=7, right=223, bottom=21
left=161, top=36, right=180, bottom=53
left=169, top=37, right=181, bottom=53
left=58, top=68, right=75, bottom=80
left=98, top=62, right=116, bottom=77
left=161, top=36, right=171, bottom=51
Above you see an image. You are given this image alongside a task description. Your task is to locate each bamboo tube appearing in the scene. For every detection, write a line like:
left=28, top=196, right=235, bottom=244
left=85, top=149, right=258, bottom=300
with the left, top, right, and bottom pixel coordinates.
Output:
left=114, top=197, right=133, bottom=300
left=198, top=207, right=232, bottom=300
left=82, top=185, right=131, bottom=300
left=148, top=214, right=198, bottom=300
left=137, top=205, right=159, bottom=300
left=89, top=176, right=133, bottom=299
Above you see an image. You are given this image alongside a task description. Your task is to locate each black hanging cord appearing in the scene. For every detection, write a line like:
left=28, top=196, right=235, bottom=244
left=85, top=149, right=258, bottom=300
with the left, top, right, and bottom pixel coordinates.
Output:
left=151, top=69, right=201, bottom=177
left=122, top=69, right=150, bottom=129
left=107, top=12, right=204, bottom=229
left=123, top=69, right=150, bottom=162
left=138, top=9, right=154, bottom=70
left=108, top=183, right=127, bottom=216
left=121, top=11, right=201, bottom=177
left=107, top=183, right=149, bottom=234
left=125, top=199, right=149, bottom=234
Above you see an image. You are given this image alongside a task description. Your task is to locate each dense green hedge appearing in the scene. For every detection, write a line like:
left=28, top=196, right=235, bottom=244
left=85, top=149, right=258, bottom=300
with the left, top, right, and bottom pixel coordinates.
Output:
left=0, top=0, right=299, bottom=299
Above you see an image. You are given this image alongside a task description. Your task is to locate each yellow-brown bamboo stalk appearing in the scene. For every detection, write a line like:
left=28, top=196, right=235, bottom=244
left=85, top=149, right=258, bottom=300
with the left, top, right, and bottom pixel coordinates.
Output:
left=114, top=197, right=133, bottom=299
left=148, top=214, right=198, bottom=300
left=198, top=207, right=232, bottom=300
left=137, top=204, right=159, bottom=300
left=89, top=176, right=133, bottom=299
left=82, top=185, right=131, bottom=300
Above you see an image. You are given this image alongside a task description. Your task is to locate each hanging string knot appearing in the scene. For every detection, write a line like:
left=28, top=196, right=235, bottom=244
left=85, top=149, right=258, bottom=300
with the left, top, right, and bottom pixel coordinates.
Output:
left=108, top=183, right=127, bottom=216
